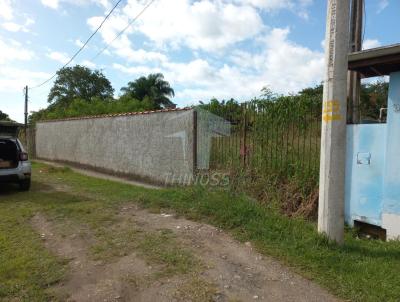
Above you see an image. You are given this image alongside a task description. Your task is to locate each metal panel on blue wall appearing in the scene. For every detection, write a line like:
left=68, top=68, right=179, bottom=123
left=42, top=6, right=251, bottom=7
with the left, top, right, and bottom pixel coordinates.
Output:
left=345, top=124, right=386, bottom=226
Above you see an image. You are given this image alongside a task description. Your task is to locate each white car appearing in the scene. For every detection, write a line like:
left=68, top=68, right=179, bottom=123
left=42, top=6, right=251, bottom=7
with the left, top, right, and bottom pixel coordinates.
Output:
left=0, top=122, right=31, bottom=191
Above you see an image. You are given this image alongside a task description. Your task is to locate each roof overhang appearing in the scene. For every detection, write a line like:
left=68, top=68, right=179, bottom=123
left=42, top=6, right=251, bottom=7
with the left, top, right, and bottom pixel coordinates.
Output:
left=0, top=121, right=23, bottom=137
left=348, top=44, right=400, bottom=78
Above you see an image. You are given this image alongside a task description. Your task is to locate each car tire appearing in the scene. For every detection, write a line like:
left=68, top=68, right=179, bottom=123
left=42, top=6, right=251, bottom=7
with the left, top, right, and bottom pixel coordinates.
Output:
left=19, top=179, right=31, bottom=191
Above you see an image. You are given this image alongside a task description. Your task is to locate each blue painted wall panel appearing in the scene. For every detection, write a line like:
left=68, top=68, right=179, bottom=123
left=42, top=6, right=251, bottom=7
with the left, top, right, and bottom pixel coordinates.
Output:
left=345, top=71, right=400, bottom=231
left=345, top=124, right=386, bottom=226
left=383, top=71, right=400, bottom=215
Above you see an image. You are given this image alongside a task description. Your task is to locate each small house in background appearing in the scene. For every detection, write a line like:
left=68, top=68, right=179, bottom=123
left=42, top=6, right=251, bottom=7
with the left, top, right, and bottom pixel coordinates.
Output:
left=346, top=44, right=400, bottom=240
left=0, top=121, right=23, bottom=138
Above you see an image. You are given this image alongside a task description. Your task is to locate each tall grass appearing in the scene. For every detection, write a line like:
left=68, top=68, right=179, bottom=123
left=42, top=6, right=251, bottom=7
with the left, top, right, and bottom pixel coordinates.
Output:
left=206, top=96, right=322, bottom=218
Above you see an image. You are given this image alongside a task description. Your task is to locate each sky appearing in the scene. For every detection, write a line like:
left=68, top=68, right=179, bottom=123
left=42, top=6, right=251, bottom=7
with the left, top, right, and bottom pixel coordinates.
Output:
left=0, top=0, right=399, bottom=122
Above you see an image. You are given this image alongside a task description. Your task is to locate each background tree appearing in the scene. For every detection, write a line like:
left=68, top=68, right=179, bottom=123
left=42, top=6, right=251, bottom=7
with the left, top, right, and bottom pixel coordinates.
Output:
left=48, top=65, right=114, bottom=107
left=120, top=73, right=175, bottom=109
left=360, top=80, right=389, bottom=121
left=0, top=110, right=12, bottom=121
left=298, top=84, right=323, bottom=99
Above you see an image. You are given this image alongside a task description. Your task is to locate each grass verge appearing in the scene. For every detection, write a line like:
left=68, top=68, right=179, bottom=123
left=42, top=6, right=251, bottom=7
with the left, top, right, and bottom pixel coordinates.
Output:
left=0, top=202, right=65, bottom=301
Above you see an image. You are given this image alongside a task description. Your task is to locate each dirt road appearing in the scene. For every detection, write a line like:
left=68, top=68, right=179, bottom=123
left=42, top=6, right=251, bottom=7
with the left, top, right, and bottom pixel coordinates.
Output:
left=29, top=166, right=339, bottom=302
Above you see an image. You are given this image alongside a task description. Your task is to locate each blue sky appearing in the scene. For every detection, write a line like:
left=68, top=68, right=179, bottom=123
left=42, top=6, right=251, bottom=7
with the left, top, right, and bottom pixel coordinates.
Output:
left=0, top=0, right=398, bottom=122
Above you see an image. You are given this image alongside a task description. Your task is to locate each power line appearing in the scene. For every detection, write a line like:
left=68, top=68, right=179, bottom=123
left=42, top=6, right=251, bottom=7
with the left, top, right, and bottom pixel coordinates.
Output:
left=30, top=0, right=124, bottom=90
left=90, top=0, right=156, bottom=62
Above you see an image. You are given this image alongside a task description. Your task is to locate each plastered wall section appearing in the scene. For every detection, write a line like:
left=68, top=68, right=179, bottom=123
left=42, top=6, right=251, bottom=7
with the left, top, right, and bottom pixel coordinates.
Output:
left=35, top=110, right=195, bottom=185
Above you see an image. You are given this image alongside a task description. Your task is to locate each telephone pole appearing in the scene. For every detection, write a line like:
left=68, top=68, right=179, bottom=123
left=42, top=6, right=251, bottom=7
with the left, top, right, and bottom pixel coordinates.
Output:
left=318, top=0, right=350, bottom=244
left=24, top=85, right=28, bottom=139
left=347, top=0, right=363, bottom=124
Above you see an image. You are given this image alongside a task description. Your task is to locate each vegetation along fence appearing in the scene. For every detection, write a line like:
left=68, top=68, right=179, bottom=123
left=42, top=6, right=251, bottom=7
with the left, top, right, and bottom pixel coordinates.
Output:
left=201, top=96, right=322, bottom=193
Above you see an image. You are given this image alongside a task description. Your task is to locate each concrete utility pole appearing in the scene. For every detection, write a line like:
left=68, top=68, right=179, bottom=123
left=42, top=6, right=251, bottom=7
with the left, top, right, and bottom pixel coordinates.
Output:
left=347, top=0, right=363, bottom=124
left=24, top=85, right=28, bottom=139
left=318, top=0, right=350, bottom=244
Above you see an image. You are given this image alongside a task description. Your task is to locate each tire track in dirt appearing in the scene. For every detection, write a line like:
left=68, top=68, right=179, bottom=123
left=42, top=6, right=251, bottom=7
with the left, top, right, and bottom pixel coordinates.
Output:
left=120, top=204, right=340, bottom=302
left=31, top=213, right=183, bottom=302
left=31, top=205, right=340, bottom=302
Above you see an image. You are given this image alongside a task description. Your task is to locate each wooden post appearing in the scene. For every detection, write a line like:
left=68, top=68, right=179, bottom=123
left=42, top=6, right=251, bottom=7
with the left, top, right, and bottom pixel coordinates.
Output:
left=347, top=0, right=363, bottom=124
left=24, top=85, right=28, bottom=144
left=241, top=103, right=247, bottom=168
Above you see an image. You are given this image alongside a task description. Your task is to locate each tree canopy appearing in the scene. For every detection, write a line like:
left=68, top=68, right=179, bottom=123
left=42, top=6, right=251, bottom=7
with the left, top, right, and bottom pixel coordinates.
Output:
left=29, top=97, right=155, bottom=123
left=120, top=73, right=175, bottom=109
left=360, top=80, right=389, bottom=121
left=29, top=64, right=389, bottom=125
left=0, top=110, right=12, bottom=121
left=48, top=65, right=114, bottom=107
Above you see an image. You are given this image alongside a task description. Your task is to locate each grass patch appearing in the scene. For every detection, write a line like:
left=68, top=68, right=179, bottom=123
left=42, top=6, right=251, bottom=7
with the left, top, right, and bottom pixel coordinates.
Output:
left=174, top=276, right=217, bottom=302
left=1, top=162, right=400, bottom=301
left=91, top=225, right=199, bottom=278
left=137, top=230, right=199, bottom=277
left=0, top=198, right=66, bottom=301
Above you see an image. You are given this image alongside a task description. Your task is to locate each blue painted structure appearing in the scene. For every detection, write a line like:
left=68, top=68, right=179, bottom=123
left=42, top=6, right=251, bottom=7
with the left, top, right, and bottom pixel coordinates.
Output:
left=345, top=71, right=400, bottom=237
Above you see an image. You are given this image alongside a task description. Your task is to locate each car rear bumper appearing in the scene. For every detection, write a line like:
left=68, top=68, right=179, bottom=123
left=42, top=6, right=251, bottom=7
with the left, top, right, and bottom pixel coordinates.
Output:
left=0, top=174, right=20, bottom=183
left=0, top=161, right=31, bottom=183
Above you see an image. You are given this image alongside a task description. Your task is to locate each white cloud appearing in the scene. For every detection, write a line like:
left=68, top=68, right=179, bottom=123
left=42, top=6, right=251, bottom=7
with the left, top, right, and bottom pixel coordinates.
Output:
left=88, top=0, right=315, bottom=73
left=0, top=37, right=34, bottom=64
left=87, top=14, right=130, bottom=44
left=363, top=39, right=381, bottom=50
left=0, top=0, right=13, bottom=20
left=377, top=0, right=389, bottom=13
left=0, top=0, right=35, bottom=32
left=41, top=0, right=110, bottom=10
left=113, top=63, right=161, bottom=76
left=234, top=0, right=292, bottom=10
left=2, top=21, right=22, bottom=31
left=75, top=39, right=84, bottom=47
left=87, top=14, right=167, bottom=63
left=114, top=27, right=324, bottom=103
left=47, top=51, right=69, bottom=64
left=164, top=59, right=217, bottom=86
left=113, top=40, right=168, bottom=63
left=25, top=16, right=34, bottom=26
left=88, top=0, right=314, bottom=66
left=41, top=0, right=59, bottom=9
left=0, top=36, right=48, bottom=95
left=81, top=60, right=96, bottom=68
left=91, top=0, right=264, bottom=53
left=116, top=47, right=168, bottom=63
left=233, top=0, right=313, bottom=18
left=1, top=17, right=35, bottom=32
left=260, top=28, right=324, bottom=91
left=0, top=67, right=49, bottom=91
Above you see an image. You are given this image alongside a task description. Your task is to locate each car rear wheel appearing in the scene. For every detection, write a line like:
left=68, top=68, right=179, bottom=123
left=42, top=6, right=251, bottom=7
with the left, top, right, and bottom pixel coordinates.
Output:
left=19, top=179, right=31, bottom=191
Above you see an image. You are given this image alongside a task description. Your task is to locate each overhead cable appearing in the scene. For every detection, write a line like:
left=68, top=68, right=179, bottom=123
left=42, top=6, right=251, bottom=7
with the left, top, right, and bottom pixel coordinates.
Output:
left=30, top=0, right=124, bottom=89
left=90, top=0, right=156, bottom=62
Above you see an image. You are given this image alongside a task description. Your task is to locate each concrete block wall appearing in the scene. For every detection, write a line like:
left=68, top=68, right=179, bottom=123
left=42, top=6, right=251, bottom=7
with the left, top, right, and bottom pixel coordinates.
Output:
left=35, top=109, right=196, bottom=185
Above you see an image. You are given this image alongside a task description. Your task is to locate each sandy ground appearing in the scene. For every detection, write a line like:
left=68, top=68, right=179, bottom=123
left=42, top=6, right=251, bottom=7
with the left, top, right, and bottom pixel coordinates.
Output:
left=32, top=209, right=339, bottom=302
left=31, top=161, right=339, bottom=302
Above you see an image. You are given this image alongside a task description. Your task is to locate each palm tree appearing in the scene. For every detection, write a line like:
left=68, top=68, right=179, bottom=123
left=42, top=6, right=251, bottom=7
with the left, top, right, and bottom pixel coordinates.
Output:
left=120, top=73, right=175, bottom=109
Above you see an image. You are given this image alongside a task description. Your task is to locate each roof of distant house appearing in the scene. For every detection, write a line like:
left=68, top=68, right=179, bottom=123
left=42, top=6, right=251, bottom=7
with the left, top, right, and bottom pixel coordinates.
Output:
left=0, top=121, right=24, bottom=127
